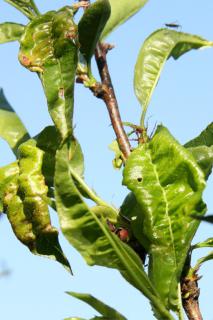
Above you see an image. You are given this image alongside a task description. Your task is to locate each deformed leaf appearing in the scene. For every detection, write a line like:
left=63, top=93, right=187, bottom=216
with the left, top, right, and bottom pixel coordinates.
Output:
left=78, top=0, right=111, bottom=65
left=0, top=88, right=30, bottom=155
left=66, top=292, right=127, bottom=320
left=134, top=29, right=213, bottom=125
left=35, top=126, right=84, bottom=187
left=101, top=0, right=148, bottom=39
left=55, top=143, right=175, bottom=320
left=122, top=125, right=206, bottom=311
left=18, top=7, right=78, bottom=141
left=1, top=139, right=71, bottom=272
left=0, top=23, right=25, bottom=44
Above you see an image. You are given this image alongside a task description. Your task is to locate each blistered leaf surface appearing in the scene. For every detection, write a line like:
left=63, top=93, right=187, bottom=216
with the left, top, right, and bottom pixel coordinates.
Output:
left=122, top=125, right=206, bottom=310
left=55, top=143, right=174, bottom=319
left=18, top=7, right=78, bottom=140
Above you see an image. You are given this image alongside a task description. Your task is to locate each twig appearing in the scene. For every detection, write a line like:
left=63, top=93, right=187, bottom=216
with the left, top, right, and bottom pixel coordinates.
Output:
left=94, top=43, right=131, bottom=159
left=181, top=273, right=203, bottom=320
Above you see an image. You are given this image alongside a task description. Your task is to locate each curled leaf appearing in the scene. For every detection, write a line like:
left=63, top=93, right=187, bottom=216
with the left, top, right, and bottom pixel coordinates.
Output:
left=78, top=0, right=111, bottom=66
left=134, top=29, right=213, bottom=126
left=122, top=125, right=206, bottom=311
left=192, top=238, right=213, bottom=250
left=55, top=143, right=174, bottom=320
left=18, top=7, right=78, bottom=140
left=1, top=140, right=71, bottom=272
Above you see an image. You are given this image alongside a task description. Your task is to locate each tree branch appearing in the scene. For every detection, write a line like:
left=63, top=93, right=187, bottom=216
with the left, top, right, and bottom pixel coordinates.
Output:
left=94, top=43, right=131, bottom=160
left=181, top=273, right=203, bottom=320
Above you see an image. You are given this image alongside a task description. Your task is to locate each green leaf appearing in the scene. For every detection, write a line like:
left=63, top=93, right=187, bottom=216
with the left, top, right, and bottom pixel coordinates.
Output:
left=78, top=0, right=111, bottom=66
left=1, top=140, right=71, bottom=272
left=134, top=29, right=213, bottom=126
left=185, top=122, right=213, bottom=148
left=185, top=123, right=213, bottom=179
left=18, top=7, right=78, bottom=141
left=101, top=0, right=148, bottom=39
left=66, top=292, right=127, bottom=320
left=35, top=126, right=84, bottom=191
left=55, top=143, right=175, bottom=320
left=193, top=251, right=213, bottom=272
left=186, top=146, right=213, bottom=179
left=192, top=238, right=213, bottom=250
left=122, top=125, right=206, bottom=312
left=4, top=0, right=40, bottom=19
left=0, top=88, right=30, bottom=155
left=0, top=23, right=25, bottom=44
left=108, top=140, right=124, bottom=169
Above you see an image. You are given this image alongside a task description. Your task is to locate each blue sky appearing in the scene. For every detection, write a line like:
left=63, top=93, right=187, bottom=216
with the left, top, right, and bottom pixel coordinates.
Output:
left=0, top=1, right=212, bottom=319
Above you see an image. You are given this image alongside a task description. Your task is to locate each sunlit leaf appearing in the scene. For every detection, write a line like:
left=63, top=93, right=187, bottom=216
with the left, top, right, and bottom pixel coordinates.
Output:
left=185, top=122, right=213, bottom=148
left=0, top=23, right=25, bottom=44
left=18, top=7, right=78, bottom=141
left=78, top=0, right=111, bottom=66
left=4, top=0, right=40, bottom=19
left=1, top=140, right=71, bottom=272
left=185, top=123, right=213, bottom=179
left=0, top=88, right=30, bottom=155
left=55, top=143, right=175, bottom=320
left=101, top=0, right=148, bottom=39
left=193, top=251, right=213, bottom=272
left=134, top=29, right=213, bottom=126
left=66, top=292, right=127, bottom=320
left=122, top=125, right=206, bottom=311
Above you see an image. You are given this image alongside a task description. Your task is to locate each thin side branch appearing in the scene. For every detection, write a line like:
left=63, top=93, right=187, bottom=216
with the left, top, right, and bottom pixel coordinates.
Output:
left=94, top=43, right=131, bottom=159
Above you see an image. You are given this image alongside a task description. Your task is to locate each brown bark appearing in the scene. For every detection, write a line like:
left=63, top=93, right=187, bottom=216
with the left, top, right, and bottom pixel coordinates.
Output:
left=181, top=274, right=203, bottom=320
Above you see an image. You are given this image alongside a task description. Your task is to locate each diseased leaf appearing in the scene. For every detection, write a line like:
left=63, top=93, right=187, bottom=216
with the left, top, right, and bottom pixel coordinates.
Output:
left=0, top=88, right=30, bottom=155
left=18, top=7, right=78, bottom=141
left=66, top=292, right=127, bottom=320
left=0, top=23, right=25, bottom=44
left=122, top=125, right=206, bottom=312
left=134, top=29, right=213, bottom=125
left=4, top=0, right=40, bottom=19
left=55, top=143, right=175, bottom=320
left=192, top=238, right=213, bottom=250
left=1, top=140, right=71, bottom=272
left=101, top=0, right=148, bottom=39
left=78, top=0, right=111, bottom=66
left=185, top=123, right=213, bottom=179
left=35, top=126, right=84, bottom=188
